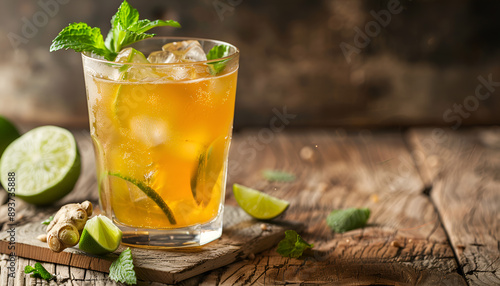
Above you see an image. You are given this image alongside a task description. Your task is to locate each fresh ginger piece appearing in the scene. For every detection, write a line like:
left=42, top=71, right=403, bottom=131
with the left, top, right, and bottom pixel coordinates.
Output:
left=46, top=201, right=93, bottom=252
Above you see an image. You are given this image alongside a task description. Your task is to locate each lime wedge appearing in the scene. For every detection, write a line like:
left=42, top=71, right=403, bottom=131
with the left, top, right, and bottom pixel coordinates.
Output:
left=0, top=126, right=80, bottom=205
left=0, top=116, right=20, bottom=157
left=232, top=184, right=290, bottom=220
left=79, top=215, right=122, bottom=255
left=108, top=173, right=176, bottom=225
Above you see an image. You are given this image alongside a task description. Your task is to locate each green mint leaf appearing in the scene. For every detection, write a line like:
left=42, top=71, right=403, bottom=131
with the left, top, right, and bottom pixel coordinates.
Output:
left=105, top=0, right=180, bottom=53
left=326, top=208, right=370, bottom=233
left=206, top=45, right=231, bottom=75
left=128, top=19, right=181, bottom=34
left=41, top=216, right=54, bottom=225
left=24, top=265, right=36, bottom=274
left=24, top=263, right=54, bottom=281
left=262, top=170, right=296, bottom=182
left=114, top=0, right=139, bottom=30
left=207, top=44, right=230, bottom=60
left=50, top=22, right=116, bottom=61
left=119, top=31, right=155, bottom=49
left=109, top=248, right=137, bottom=285
left=35, top=262, right=54, bottom=280
left=276, top=230, right=313, bottom=258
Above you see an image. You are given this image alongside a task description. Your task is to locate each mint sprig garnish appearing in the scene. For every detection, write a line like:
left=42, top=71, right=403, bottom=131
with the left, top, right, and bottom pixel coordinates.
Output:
left=206, top=44, right=231, bottom=75
left=24, top=262, right=54, bottom=281
left=276, top=230, right=314, bottom=258
left=326, top=207, right=370, bottom=233
left=109, top=248, right=137, bottom=285
left=50, top=0, right=180, bottom=61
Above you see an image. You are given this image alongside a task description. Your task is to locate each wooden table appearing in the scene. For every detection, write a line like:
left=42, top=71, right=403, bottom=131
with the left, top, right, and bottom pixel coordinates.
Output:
left=1, top=128, right=499, bottom=285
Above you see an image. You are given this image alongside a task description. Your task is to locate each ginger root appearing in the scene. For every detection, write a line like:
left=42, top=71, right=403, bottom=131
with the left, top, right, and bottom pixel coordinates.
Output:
left=46, top=201, right=93, bottom=252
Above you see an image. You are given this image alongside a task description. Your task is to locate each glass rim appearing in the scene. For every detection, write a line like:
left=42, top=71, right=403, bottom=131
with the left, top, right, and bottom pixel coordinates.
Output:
left=81, top=36, right=239, bottom=66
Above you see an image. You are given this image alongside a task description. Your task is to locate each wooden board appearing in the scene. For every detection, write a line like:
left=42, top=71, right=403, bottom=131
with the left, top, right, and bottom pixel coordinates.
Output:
left=0, top=205, right=299, bottom=284
left=408, top=128, right=500, bottom=286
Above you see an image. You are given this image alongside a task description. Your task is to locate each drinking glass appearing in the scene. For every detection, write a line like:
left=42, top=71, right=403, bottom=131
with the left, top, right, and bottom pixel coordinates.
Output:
left=82, top=37, right=239, bottom=247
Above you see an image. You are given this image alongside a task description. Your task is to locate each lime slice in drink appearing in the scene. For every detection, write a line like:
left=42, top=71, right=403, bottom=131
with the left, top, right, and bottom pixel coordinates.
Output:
left=232, top=184, right=290, bottom=220
left=112, top=48, right=159, bottom=126
left=115, top=47, right=150, bottom=65
left=0, top=115, right=20, bottom=157
left=79, top=215, right=122, bottom=255
left=0, top=126, right=80, bottom=205
left=108, top=173, right=176, bottom=225
left=191, top=137, right=226, bottom=206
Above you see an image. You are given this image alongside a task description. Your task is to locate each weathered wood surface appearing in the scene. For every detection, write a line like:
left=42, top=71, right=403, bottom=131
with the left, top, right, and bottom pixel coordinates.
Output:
left=0, top=205, right=297, bottom=284
left=408, top=128, right=500, bottom=286
left=0, top=128, right=483, bottom=285
left=199, top=130, right=465, bottom=285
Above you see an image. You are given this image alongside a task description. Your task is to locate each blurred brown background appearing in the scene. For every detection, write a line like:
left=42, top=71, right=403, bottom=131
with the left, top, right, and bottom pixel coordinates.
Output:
left=1, top=0, right=500, bottom=129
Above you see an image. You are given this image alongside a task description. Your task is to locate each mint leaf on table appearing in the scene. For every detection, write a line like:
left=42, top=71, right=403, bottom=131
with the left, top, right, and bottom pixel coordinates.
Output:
left=24, top=262, right=54, bottom=281
left=262, top=170, right=296, bottom=182
left=41, top=216, right=54, bottom=225
left=206, top=44, right=231, bottom=75
left=326, top=208, right=370, bottom=233
left=109, top=248, right=137, bottom=285
left=276, top=230, right=314, bottom=258
left=50, top=0, right=180, bottom=61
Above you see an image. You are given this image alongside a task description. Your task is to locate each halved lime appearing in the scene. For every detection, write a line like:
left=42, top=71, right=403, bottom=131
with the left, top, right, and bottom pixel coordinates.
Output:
left=232, top=184, right=290, bottom=220
left=79, top=215, right=122, bottom=255
left=0, top=116, right=20, bottom=157
left=0, top=126, right=80, bottom=205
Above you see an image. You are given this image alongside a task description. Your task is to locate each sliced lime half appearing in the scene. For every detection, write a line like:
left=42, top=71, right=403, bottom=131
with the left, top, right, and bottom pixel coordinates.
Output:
left=0, top=126, right=80, bottom=205
left=233, top=184, right=290, bottom=220
left=79, top=215, right=122, bottom=255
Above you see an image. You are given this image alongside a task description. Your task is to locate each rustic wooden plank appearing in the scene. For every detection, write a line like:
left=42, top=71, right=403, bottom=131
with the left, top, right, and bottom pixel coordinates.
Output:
left=200, top=129, right=467, bottom=285
left=408, top=128, right=500, bottom=286
left=15, top=257, right=28, bottom=286
left=0, top=205, right=298, bottom=284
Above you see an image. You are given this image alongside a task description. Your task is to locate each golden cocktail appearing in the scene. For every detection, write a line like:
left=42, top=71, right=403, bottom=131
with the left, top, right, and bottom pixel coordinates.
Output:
left=82, top=37, right=239, bottom=247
